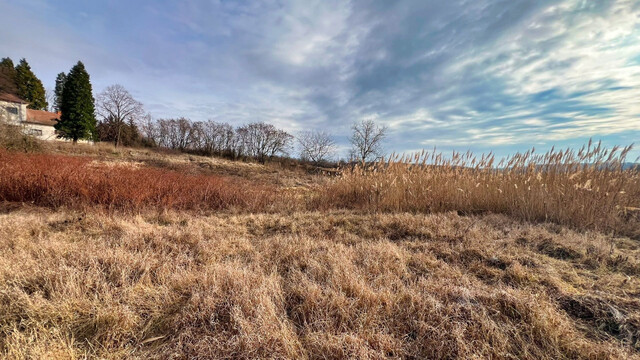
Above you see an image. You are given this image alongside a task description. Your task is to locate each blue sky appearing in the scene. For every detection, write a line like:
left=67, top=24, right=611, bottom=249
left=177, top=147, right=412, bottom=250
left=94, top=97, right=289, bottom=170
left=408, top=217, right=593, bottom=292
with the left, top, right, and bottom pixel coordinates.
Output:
left=1, top=0, right=639, bottom=159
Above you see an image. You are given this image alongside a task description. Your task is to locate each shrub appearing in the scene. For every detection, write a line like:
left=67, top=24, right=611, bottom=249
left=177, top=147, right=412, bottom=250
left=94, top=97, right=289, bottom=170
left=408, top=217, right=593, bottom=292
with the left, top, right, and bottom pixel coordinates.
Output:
left=0, top=150, right=276, bottom=212
left=0, top=121, right=41, bottom=153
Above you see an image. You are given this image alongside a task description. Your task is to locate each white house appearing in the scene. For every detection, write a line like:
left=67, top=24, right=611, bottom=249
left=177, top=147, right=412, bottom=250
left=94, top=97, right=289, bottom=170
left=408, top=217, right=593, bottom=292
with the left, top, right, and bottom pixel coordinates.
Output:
left=24, top=109, right=60, bottom=140
left=0, top=93, right=28, bottom=124
left=0, top=93, right=60, bottom=141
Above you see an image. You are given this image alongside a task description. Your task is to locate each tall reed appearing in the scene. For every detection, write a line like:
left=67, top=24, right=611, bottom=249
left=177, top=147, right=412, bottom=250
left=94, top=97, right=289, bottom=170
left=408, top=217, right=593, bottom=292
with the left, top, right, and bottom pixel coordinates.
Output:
left=322, top=141, right=640, bottom=234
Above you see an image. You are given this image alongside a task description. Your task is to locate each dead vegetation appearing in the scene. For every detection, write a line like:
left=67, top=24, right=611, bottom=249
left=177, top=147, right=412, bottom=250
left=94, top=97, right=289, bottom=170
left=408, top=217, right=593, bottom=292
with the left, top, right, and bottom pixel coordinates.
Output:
left=0, top=142, right=639, bottom=359
left=0, top=150, right=279, bottom=212
left=0, top=208, right=638, bottom=359
left=0, top=119, right=41, bottom=153
left=42, top=141, right=326, bottom=188
left=322, top=142, right=640, bottom=236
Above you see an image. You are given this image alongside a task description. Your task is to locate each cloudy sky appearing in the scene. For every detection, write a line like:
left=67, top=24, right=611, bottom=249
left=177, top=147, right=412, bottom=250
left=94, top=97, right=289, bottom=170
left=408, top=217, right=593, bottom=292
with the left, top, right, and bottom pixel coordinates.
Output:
left=1, top=0, right=639, bottom=158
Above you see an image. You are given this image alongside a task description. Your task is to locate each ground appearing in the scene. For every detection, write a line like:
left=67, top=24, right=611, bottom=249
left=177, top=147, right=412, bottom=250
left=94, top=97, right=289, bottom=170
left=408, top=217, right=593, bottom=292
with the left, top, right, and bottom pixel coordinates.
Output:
left=0, top=144, right=638, bottom=359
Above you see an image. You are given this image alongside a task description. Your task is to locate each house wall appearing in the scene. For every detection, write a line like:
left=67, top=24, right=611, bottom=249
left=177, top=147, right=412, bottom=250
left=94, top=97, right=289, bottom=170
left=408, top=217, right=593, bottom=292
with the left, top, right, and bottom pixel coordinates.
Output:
left=0, top=100, right=27, bottom=124
left=23, top=123, right=58, bottom=141
left=28, top=125, right=94, bottom=144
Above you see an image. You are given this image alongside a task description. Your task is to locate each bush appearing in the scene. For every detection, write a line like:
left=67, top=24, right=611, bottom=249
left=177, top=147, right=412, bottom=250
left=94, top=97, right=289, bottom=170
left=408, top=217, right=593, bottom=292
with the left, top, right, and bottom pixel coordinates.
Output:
left=0, top=150, right=277, bottom=212
left=0, top=121, right=41, bottom=152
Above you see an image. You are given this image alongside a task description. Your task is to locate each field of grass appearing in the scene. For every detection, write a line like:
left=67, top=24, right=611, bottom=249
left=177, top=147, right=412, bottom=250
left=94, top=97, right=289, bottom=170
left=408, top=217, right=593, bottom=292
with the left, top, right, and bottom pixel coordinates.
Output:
left=0, top=143, right=639, bottom=359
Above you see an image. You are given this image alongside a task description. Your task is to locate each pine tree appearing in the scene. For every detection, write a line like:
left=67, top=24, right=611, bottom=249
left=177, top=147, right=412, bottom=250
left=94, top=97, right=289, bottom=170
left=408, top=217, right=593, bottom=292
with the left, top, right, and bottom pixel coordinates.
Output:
left=15, top=59, right=48, bottom=110
left=54, top=72, right=67, bottom=112
left=55, top=61, right=97, bottom=143
left=0, top=57, right=18, bottom=95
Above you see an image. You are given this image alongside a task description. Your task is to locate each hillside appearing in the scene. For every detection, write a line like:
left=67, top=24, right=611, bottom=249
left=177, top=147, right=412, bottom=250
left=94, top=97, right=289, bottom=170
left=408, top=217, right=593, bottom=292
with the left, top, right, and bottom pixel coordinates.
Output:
left=0, top=144, right=639, bottom=359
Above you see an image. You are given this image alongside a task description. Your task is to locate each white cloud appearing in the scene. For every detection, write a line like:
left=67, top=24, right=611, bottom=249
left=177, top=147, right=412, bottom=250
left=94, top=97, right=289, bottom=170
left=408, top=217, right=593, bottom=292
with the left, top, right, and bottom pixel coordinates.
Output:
left=429, top=0, right=640, bottom=148
left=2, top=0, right=639, bottom=158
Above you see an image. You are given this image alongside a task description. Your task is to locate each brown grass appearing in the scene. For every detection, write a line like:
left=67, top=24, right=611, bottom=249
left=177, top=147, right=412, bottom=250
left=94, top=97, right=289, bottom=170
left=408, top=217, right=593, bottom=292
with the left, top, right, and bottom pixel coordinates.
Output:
left=42, top=141, right=327, bottom=189
left=0, top=150, right=278, bottom=212
left=322, top=142, right=640, bottom=236
left=0, top=208, right=638, bottom=359
left=1, top=143, right=639, bottom=358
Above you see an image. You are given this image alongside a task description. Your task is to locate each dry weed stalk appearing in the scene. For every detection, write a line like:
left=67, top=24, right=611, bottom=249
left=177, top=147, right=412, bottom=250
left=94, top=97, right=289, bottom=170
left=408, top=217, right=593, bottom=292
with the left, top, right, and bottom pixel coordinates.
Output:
left=323, top=141, right=640, bottom=234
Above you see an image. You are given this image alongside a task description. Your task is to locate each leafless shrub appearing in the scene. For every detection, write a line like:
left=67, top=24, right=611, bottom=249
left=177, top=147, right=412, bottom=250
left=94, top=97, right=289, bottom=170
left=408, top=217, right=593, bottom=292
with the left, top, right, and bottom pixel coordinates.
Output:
left=0, top=114, right=40, bottom=152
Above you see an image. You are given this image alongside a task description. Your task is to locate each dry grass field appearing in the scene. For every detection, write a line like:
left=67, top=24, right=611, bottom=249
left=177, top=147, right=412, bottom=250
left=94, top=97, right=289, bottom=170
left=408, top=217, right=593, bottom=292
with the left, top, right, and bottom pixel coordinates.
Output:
left=0, top=143, right=639, bottom=359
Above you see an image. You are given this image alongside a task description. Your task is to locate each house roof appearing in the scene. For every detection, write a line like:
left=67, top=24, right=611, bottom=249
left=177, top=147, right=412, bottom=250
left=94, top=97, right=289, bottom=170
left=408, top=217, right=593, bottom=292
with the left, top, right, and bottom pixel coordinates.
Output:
left=0, top=93, right=27, bottom=104
left=25, top=109, right=60, bottom=127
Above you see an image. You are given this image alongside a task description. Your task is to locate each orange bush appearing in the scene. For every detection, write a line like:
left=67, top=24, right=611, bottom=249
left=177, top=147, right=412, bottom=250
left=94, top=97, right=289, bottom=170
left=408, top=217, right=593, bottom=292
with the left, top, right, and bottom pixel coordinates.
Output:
left=0, top=150, right=276, bottom=212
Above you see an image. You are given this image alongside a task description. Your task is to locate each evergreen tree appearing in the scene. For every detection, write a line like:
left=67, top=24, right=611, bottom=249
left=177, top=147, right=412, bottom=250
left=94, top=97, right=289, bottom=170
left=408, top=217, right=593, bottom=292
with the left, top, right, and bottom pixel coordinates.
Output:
left=55, top=61, right=97, bottom=143
left=15, top=59, right=47, bottom=110
left=0, top=57, right=18, bottom=95
left=54, top=72, right=67, bottom=112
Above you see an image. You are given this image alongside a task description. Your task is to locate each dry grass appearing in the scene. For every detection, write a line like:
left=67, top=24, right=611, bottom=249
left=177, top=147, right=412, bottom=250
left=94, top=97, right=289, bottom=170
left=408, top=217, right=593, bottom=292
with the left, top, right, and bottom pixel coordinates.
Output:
left=322, top=142, right=640, bottom=236
left=42, top=141, right=325, bottom=189
left=0, top=150, right=278, bottom=212
left=1, top=142, right=639, bottom=358
left=0, top=207, right=638, bottom=359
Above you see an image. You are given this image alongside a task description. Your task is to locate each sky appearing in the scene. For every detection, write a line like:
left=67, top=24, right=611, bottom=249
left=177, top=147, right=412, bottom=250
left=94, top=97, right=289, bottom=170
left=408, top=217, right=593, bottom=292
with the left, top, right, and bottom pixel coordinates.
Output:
left=1, top=0, right=639, bottom=159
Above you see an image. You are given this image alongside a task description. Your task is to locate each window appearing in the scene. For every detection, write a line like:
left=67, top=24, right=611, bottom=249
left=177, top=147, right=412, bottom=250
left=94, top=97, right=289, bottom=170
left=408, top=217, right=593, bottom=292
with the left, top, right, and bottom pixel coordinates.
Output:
left=28, top=129, right=43, bottom=137
left=6, top=107, right=18, bottom=115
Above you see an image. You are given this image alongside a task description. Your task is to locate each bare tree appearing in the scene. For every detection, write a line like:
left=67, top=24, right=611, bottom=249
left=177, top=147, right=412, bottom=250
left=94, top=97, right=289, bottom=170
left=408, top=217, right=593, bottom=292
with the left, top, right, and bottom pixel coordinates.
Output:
left=156, top=117, right=194, bottom=151
left=96, top=84, right=144, bottom=147
left=44, top=88, right=55, bottom=112
left=237, top=122, right=293, bottom=162
left=217, top=122, right=236, bottom=157
left=190, top=121, right=207, bottom=152
left=191, top=120, right=235, bottom=156
left=138, top=113, right=159, bottom=145
left=349, top=119, right=387, bottom=164
left=298, top=130, right=337, bottom=165
left=137, top=116, right=292, bottom=161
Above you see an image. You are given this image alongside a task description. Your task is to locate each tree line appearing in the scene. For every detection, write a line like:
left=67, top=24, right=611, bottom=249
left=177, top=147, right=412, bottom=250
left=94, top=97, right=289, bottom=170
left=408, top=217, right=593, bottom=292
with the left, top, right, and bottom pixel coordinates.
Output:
left=2, top=56, right=387, bottom=164
left=141, top=118, right=295, bottom=163
left=139, top=118, right=386, bottom=164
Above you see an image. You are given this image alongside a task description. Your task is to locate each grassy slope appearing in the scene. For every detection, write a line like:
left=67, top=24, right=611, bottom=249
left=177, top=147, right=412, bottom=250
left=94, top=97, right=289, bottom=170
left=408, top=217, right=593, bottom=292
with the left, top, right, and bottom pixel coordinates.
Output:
left=0, top=144, right=638, bottom=359
left=41, top=142, right=325, bottom=189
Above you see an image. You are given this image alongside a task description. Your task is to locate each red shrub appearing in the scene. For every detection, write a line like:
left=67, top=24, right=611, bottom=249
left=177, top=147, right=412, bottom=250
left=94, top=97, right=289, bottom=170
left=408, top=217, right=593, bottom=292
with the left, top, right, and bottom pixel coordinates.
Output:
left=0, top=150, right=276, bottom=211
